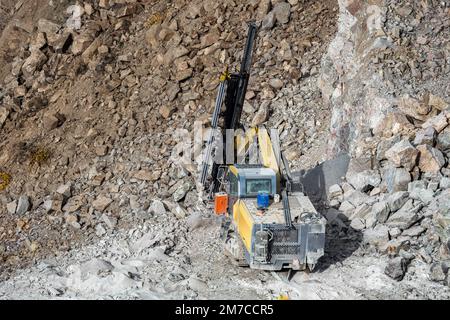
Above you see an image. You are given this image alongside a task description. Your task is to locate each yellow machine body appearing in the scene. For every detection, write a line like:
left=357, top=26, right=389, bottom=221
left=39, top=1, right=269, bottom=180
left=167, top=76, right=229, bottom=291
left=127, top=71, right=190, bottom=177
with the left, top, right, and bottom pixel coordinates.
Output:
left=223, top=127, right=326, bottom=271
left=232, top=200, right=254, bottom=252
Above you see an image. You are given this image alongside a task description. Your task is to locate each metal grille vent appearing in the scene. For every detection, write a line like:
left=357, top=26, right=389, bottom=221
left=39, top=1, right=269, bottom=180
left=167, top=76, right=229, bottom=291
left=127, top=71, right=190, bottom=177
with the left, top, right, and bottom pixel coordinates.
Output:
left=271, top=245, right=299, bottom=255
left=272, top=229, right=298, bottom=243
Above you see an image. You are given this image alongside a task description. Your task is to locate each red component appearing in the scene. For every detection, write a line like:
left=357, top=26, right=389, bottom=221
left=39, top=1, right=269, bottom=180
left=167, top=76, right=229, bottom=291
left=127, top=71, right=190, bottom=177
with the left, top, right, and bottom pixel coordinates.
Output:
left=214, top=192, right=228, bottom=215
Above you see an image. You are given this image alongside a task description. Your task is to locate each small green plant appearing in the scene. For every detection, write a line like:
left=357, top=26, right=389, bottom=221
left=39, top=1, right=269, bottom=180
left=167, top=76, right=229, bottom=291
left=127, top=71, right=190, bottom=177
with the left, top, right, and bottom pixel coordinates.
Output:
left=0, top=171, right=11, bottom=191
left=29, top=147, right=50, bottom=167
left=145, top=12, right=164, bottom=27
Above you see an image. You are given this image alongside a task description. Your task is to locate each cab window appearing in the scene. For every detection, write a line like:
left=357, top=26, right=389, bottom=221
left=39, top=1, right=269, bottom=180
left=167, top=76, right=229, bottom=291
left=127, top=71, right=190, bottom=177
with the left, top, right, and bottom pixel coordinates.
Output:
left=245, top=179, right=271, bottom=196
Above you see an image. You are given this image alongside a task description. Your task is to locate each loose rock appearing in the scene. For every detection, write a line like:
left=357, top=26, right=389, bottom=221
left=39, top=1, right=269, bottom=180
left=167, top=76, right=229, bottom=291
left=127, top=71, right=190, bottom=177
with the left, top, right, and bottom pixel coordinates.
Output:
left=385, top=257, right=409, bottom=281
left=16, top=196, right=30, bottom=215
left=272, top=2, right=291, bottom=25
left=417, top=144, right=446, bottom=174
left=92, top=196, right=113, bottom=212
left=385, top=139, right=418, bottom=170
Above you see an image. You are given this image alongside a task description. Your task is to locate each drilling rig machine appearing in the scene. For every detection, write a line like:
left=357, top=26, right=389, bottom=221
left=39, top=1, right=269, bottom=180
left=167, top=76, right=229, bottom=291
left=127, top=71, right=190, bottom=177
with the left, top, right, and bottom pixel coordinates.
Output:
left=200, top=22, right=326, bottom=272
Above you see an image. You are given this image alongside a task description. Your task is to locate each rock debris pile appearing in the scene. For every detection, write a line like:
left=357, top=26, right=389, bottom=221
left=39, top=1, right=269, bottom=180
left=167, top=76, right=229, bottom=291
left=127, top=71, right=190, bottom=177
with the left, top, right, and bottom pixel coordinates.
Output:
left=322, top=0, right=450, bottom=287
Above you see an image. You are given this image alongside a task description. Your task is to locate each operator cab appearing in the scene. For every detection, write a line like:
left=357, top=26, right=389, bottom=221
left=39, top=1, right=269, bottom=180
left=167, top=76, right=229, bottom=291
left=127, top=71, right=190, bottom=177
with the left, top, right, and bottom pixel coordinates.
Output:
left=227, top=164, right=277, bottom=198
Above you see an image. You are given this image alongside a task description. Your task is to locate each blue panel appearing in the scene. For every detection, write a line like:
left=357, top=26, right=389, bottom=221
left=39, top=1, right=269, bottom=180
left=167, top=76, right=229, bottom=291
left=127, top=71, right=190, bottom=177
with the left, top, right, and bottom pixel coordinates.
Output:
left=257, top=193, right=270, bottom=209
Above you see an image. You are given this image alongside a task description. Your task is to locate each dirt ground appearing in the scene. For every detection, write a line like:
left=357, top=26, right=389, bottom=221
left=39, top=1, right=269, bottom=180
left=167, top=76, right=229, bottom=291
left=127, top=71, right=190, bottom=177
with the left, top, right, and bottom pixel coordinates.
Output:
left=1, top=207, right=449, bottom=300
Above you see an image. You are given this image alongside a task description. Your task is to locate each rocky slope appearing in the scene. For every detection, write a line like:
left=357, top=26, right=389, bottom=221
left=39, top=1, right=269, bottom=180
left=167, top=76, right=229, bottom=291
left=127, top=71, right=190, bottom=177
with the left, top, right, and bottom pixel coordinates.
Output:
left=0, top=0, right=337, bottom=280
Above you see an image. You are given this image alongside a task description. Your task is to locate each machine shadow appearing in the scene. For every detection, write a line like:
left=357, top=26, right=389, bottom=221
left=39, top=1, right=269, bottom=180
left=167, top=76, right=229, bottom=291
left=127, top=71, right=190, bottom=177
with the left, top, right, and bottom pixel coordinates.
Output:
left=314, top=210, right=363, bottom=272
left=292, top=153, right=363, bottom=272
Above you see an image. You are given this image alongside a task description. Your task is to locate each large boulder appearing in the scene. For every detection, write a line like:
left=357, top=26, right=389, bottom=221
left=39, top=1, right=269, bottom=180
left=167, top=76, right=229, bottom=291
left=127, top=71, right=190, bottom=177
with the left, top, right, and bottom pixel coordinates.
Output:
left=421, top=113, right=448, bottom=133
left=385, top=139, right=418, bottom=170
left=346, top=169, right=381, bottom=191
left=376, top=135, right=401, bottom=161
left=374, top=112, right=415, bottom=138
left=413, top=127, right=436, bottom=146
left=37, top=18, right=60, bottom=34
left=349, top=203, right=371, bottom=220
left=437, top=128, right=450, bottom=154
left=251, top=101, right=270, bottom=127
left=71, top=33, right=95, bottom=55
left=261, top=11, right=275, bottom=30
left=343, top=189, right=369, bottom=207
left=385, top=257, right=409, bottom=281
left=172, top=182, right=192, bottom=202
left=382, top=166, right=411, bottom=193
left=371, top=201, right=391, bottom=224
left=6, top=201, right=17, bottom=214
left=272, top=2, right=291, bottom=25
left=37, top=18, right=70, bottom=50
left=21, top=50, right=47, bottom=79
left=417, top=144, right=446, bottom=174
left=387, top=199, right=422, bottom=230
left=387, top=191, right=409, bottom=213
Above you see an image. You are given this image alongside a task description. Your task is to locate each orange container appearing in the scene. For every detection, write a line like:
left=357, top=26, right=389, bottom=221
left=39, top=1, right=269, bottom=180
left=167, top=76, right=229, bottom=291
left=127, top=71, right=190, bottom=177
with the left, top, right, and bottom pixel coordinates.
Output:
left=214, top=192, right=228, bottom=215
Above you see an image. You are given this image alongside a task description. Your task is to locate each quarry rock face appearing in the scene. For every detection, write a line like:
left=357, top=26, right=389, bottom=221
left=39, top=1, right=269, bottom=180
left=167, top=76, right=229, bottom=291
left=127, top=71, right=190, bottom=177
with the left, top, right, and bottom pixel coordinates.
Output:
left=322, top=0, right=450, bottom=292
left=320, top=0, right=450, bottom=160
